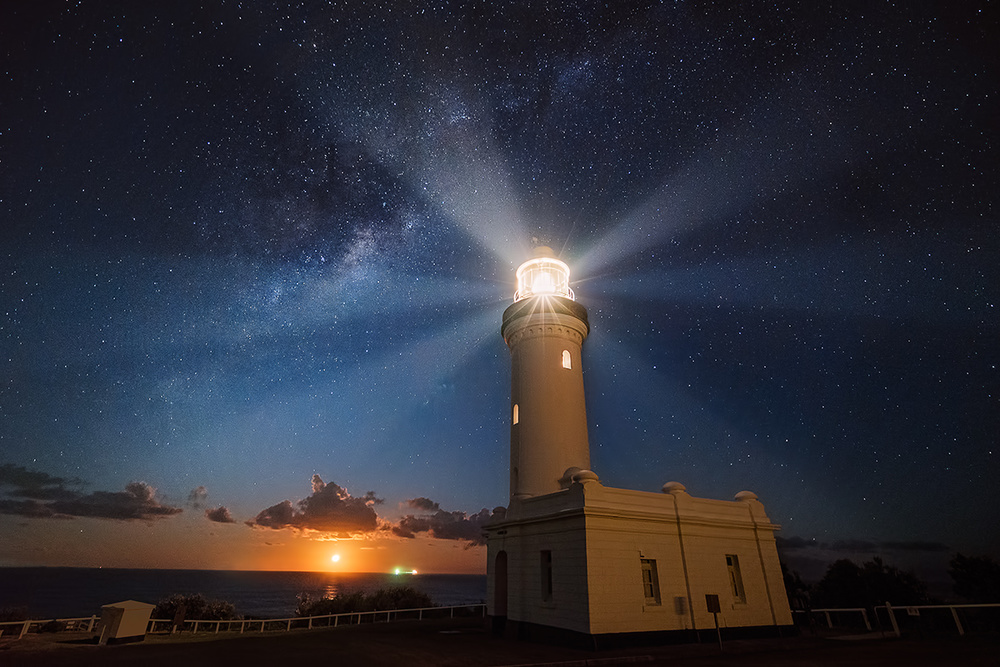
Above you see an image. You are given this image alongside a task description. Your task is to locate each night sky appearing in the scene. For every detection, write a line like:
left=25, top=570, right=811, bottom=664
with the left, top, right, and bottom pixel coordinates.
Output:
left=2, top=2, right=997, bottom=582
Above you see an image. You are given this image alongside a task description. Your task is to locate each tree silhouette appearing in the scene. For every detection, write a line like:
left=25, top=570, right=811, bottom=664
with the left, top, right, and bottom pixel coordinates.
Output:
left=781, top=562, right=810, bottom=610
left=949, top=553, right=1000, bottom=602
left=812, top=557, right=927, bottom=608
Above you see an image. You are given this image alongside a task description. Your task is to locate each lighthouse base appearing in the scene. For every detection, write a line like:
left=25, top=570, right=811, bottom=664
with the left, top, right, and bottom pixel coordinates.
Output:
left=484, top=480, right=792, bottom=642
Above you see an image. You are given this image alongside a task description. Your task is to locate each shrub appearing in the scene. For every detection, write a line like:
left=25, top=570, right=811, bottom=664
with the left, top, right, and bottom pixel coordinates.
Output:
left=152, top=593, right=238, bottom=621
left=296, top=586, right=434, bottom=617
left=38, top=620, right=67, bottom=633
left=0, top=607, right=29, bottom=622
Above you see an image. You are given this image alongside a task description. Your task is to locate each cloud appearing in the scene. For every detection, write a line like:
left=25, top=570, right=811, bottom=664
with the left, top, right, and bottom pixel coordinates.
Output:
left=0, top=463, right=82, bottom=501
left=880, top=541, right=950, bottom=553
left=246, top=480, right=498, bottom=546
left=392, top=498, right=498, bottom=546
left=246, top=475, right=382, bottom=536
left=0, top=465, right=182, bottom=521
left=407, top=497, right=440, bottom=512
left=828, top=539, right=879, bottom=552
left=188, top=486, right=208, bottom=509
left=774, top=536, right=819, bottom=551
left=49, top=482, right=182, bottom=520
left=205, top=506, right=236, bottom=523
left=777, top=535, right=952, bottom=557
left=0, top=498, right=59, bottom=518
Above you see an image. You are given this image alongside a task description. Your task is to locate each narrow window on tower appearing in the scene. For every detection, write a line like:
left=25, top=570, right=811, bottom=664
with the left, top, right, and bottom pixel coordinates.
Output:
left=512, top=404, right=519, bottom=425
left=562, top=349, right=572, bottom=369
left=540, top=550, right=553, bottom=601
left=726, top=554, right=746, bottom=603
left=640, top=559, right=661, bottom=605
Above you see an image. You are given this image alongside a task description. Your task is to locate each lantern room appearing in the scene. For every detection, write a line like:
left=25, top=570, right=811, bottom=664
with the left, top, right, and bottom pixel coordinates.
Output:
left=513, top=247, right=574, bottom=302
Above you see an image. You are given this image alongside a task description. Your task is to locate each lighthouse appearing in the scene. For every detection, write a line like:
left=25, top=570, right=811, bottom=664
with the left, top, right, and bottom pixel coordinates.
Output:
left=485, top=247, right=793, bottom=645
left=502, top=247, right=594, bottom=500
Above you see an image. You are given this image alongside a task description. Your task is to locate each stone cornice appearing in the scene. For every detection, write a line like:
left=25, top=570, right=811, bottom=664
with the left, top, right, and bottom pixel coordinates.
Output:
left=485, top=504, right=781, bottom=534
left=505, top=321, right=587, bottom=348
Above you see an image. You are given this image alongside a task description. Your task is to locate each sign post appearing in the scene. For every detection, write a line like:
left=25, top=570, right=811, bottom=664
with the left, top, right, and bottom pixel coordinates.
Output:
left=706, top=594, right=723, bottom=650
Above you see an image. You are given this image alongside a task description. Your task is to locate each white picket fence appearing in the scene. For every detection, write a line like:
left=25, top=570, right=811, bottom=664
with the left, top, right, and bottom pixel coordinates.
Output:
left=793, top=602, right=1000, bottom=637
left=0, top=603, right=486, bottom=641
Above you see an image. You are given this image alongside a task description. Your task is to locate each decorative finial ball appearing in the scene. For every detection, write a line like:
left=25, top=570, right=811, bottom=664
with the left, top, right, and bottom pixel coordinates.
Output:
left=533, top=245, right=556, bottom=258
left=572, top=469, right=600, bottom=484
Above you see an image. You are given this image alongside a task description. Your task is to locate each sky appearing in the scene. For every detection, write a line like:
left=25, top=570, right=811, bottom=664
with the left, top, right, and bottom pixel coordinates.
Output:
left=1, top=2, right=997, bottom=583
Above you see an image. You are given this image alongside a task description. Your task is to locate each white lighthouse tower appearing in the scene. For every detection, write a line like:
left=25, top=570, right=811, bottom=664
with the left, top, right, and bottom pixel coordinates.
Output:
left=502, top=247, right=594, bottom=501
left=485, top=247, right=793, bottom=646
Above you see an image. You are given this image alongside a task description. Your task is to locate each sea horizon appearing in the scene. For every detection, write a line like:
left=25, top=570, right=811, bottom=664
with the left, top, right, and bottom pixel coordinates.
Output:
left=0, top=567, right=487, bottom=620
left=0, top=564, right=486, bottom=575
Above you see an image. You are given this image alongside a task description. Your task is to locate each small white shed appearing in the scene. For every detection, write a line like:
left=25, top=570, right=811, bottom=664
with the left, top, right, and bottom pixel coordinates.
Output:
left=98, top=600, right=155, bottom=645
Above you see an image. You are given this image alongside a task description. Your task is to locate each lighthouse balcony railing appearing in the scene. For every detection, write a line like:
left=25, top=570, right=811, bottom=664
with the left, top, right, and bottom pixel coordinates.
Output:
left=514, top=286, right=575, bottom=302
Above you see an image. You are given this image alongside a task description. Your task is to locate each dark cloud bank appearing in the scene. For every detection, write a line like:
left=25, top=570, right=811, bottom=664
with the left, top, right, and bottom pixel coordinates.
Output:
left=776, top=535, right=950, bottom=554
left=0, top=464, right=181, bottom=521
left=1, top=464, right=494, bottom=543
left=247, top=476, right=499, bottom=545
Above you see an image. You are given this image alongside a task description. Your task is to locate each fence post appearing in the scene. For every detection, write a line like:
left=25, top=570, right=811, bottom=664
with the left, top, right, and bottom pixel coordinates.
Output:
left=87, top=615, right=96, bottom=632
left=19, top=621, right=31, bottom=639
left=885, top=603, right=900, bottom=637
left=861, top=608, right=871, bottom=632
left=950, top=607, right=965, bottom=636
left=824, top=611, right=832, bottom=628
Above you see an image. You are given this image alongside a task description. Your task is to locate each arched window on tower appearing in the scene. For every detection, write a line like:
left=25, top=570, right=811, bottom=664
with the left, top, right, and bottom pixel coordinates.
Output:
left=562, top=350, right=572, bottom=369
left=512, top=404, right=519, bottom=425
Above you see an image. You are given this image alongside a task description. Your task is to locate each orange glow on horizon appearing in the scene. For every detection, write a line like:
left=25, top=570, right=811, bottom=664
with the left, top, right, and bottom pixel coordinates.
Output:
left=0, top=514, right=487, bottom=574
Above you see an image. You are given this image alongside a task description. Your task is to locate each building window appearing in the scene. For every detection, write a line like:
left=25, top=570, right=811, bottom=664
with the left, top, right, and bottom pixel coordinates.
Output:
left=726, top=554, right=746, bottom=603
left=562, top=349, right=572, bottom=369
left=512, top=404, right=518, bottom=425
left=540, top=550, right=553, bottom=601
left=640, top=559, right=661, bottom=605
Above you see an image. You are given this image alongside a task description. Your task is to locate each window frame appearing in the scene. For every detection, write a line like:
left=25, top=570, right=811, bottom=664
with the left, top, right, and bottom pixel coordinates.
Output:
left=640, top=558, right=661, bottom=606
left=726, top=554, right=746, bottom=604
left=540, top=550, right=553, bottom=602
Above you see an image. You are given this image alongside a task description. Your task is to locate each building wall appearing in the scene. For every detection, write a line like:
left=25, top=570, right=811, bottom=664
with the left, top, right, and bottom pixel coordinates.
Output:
left=487, top=490, right=593, bottom=634
left=486, top=481, right=792, bottom=638
left=582, top=483, right=791, bottom=635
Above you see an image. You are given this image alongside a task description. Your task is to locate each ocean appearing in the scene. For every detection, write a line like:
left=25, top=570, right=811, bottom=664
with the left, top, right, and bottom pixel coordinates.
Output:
left=0, top=568, right=487, bottom=620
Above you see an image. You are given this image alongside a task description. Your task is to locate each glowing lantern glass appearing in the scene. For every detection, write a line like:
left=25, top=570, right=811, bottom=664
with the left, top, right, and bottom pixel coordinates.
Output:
left=514, top=250, right=574, bottom=302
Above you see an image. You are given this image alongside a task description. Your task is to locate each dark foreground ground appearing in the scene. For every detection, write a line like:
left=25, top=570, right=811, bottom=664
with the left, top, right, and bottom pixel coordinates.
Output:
left=0, top=619, right=995, bottom=667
